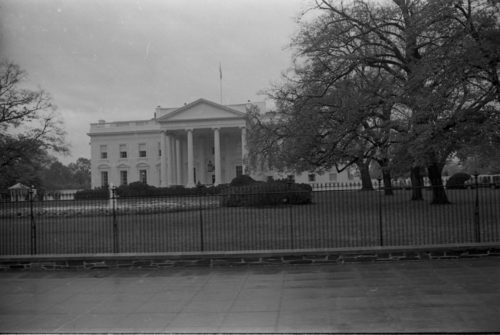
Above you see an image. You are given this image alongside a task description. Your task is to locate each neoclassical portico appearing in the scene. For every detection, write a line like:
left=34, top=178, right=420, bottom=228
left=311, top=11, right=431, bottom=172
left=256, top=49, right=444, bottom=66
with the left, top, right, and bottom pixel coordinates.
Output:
left=88, top=98, right=360, bottom=189
left=88, top=98, right=256, bottom=189
left=157, top=99, right=248, bottom=187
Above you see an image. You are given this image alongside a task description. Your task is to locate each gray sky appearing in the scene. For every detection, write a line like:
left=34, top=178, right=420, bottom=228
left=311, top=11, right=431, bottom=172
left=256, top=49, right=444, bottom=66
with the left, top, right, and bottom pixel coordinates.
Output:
left=0, top=0, right=308, bottom=163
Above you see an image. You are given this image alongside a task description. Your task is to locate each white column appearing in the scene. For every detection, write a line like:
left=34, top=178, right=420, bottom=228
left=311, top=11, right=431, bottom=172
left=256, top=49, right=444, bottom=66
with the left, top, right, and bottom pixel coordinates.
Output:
left=213, top=127, right=222, bottom=185
left=175, top=139, right=181, bottom=185
left=186, top=128, right=195, bottom=188
left=240, top=126, right=247, bottom=174
left=169, top=135, right=176, bottom=185
left=165, top=133, right=172, bottom=187
left=160, top=131, right=168, bottom=187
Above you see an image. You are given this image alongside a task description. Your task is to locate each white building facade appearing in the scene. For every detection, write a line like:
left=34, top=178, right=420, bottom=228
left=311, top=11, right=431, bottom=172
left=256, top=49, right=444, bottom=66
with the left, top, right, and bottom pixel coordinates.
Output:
left=88, top=98, right=359, bottom=189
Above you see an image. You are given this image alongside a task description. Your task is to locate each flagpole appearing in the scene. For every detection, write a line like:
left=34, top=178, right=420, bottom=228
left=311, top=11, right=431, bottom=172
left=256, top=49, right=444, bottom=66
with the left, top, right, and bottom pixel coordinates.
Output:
left=219, top=62, right=222, bottom=104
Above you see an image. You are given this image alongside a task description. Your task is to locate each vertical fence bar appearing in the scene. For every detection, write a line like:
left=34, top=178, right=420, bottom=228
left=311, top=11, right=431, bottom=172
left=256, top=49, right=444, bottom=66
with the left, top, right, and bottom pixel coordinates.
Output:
left=29, top=186, right=36, bottom=255
left=474, top=173, right=481, bottom=243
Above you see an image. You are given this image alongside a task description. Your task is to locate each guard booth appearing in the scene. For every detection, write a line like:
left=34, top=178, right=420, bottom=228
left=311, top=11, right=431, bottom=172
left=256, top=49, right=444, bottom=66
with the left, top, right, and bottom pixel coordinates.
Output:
left=8, top=183, right=35, bottom=202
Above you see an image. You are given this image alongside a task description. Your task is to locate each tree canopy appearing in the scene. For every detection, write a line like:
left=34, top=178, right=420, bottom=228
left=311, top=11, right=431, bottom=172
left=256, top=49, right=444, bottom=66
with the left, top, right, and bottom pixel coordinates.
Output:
left=0, top=60, right=68, bottom=189
left=249, top=0, right=500, bottom=204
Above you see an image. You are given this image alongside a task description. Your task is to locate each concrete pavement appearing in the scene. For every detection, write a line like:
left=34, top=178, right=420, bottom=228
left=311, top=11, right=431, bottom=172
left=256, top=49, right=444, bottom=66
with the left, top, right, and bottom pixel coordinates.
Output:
left=0, top=258, right=499, bottom=333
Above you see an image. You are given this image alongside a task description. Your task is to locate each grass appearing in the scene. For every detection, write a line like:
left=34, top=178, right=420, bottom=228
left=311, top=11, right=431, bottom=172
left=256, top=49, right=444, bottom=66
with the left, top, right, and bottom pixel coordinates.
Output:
left=0, top=188, right=499, bottom=255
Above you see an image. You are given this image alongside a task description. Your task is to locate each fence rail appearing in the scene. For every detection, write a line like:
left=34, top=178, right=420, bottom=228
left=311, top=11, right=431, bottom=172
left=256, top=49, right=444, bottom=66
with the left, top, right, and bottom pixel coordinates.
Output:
left=0, top=184, right=499, bottom=256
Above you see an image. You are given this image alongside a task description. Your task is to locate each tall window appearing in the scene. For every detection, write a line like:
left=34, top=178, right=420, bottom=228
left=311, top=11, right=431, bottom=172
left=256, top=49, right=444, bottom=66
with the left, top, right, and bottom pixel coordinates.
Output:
left=139, top=143, right=147, bottom=157
left=119, top=144, right=127, bottom=158
left=120, top=170, right=128, bottom=185
left=158, top=142, right=161, bottom=157
left=100, top=145, right=107, bottom=159
left=101, top=171, right=108, bottom=187
left=139, top=170, right=147, bottom=184
left=308, top=173, right=316, bottom=182
left=236, top=165, right=243, bottom=177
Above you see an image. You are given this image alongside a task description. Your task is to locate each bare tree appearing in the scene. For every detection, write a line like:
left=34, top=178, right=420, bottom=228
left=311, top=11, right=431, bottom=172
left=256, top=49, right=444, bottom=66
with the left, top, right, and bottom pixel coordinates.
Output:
left=0, top=60, right=67, bottom=186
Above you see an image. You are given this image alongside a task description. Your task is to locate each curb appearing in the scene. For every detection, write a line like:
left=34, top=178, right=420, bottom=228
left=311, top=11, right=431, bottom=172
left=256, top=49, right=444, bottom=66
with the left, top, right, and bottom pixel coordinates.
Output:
left=1, top=243, right=499, bottom=271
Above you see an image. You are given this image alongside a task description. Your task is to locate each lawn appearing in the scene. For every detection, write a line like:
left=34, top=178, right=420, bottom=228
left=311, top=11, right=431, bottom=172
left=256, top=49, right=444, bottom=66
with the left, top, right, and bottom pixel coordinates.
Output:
left=1, top=188, right=499, bottom=255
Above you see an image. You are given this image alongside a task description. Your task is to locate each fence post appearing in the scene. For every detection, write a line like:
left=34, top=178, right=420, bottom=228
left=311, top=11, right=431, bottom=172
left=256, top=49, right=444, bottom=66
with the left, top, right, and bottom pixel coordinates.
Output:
left=378, top=178, right=384, bottom=247
left=111, top=186, right=119, bottom=253
left=29, top=185, right=36, bottom=255
left=287, top=179, right=294, bottom=250
left=199, top=195, right=204, bottom=252
left=474, top=172, right=480, bottom=243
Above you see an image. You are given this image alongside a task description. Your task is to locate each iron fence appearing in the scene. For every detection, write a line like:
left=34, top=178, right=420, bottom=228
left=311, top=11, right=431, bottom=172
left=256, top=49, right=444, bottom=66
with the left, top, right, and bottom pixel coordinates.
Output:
left=0, top=183, right=499, bottom=256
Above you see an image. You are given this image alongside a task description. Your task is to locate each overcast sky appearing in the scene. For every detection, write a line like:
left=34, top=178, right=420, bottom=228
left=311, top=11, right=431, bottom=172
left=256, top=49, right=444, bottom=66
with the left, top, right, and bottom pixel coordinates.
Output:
left=0, top=0, right=309, bottom=163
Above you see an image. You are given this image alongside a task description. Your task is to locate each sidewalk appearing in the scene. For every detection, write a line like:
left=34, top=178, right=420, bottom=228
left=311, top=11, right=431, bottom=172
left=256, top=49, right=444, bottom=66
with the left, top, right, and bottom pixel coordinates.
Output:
left=0, top=258, right=499, bottom=333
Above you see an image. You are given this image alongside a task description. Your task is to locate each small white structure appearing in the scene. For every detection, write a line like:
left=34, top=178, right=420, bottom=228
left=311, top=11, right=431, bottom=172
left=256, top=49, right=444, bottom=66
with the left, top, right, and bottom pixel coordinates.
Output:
left=43, top=189, right=82, bottom=201
left=8, top=183, right=34, bottom=202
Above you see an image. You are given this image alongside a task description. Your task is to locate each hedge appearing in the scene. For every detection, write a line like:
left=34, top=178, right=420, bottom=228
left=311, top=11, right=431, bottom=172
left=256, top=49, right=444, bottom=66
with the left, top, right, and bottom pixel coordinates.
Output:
left=74, top=186, right=109, bottom=200
left=222, top=181, right=312, bottom=207
left=74, top=182, right=228, bottom=199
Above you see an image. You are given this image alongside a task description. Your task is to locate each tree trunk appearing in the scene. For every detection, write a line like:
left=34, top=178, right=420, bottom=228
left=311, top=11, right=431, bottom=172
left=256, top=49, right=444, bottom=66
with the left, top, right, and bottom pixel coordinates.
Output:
left=382, top=168, right=394, bottom=195
left=428, top=162, right=450, bottom=205
left=410, top=166, right=423, bottom=200
left=357, top=161, right=374, bottom=191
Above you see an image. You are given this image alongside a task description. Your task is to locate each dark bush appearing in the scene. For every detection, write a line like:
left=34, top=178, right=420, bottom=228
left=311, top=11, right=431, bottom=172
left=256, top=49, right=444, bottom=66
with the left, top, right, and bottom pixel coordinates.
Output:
left=222, top=181, right=312, bottom=207
left=446, top=172, right=471, bottom=189
left=229, top=175, right=257, bottom=187
left=74, top=186, right=109, bottom=200
left=117, top=182, right=163, bottom=197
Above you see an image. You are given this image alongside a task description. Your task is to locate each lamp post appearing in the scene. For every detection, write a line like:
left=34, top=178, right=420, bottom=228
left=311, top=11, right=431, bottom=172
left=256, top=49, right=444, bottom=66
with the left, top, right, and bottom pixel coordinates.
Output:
left=29, top=185, right=36, bottom=255
left=473, top=171, right=480, bottom=243
left=282, top=177, right=295, bottom=249
left=110, top=184, right=119, bottom=253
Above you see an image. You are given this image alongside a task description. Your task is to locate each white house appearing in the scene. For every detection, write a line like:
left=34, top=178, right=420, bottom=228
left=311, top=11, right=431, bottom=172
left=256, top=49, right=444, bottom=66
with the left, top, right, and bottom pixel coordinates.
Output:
left=88, top=98, right=359, bottom=189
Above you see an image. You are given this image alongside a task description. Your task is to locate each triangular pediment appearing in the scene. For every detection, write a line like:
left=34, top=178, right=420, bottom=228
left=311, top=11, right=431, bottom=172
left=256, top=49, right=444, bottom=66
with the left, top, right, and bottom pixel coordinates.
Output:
left=157, top=99, right=246, bottom=122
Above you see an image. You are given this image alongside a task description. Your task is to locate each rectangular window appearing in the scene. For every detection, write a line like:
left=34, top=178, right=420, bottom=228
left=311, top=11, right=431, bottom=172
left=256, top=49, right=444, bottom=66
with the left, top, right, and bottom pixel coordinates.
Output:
left=139, top=143, right=147, bottom=157
left=119, top=144, right=127, bottom=158
left=158, top=142, right=161, bottom=157
left=100, top=145, right=107, bottom=159
left=236, top=165, right=243, bottom=177
left=139, top=170, right=147, bottom=184
left=120, top=170, right=128, bottom=186
left=329, top=172, right=338, bottom=182
left=101, top=171, right=108, bottom=187
left=308, top=173, right=316, bottom=182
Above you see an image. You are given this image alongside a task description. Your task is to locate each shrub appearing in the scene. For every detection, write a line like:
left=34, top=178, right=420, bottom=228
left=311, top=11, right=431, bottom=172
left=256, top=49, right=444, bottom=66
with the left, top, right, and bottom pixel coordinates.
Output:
left=222, top=181, right=312, bottom=207
left=74, top=186, right=109, bottom=200
left=116, top=182, right=157, bottom=197
left=229, top=175, right=257, bottom=187
left=446, top=172, right=471, bottom=189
